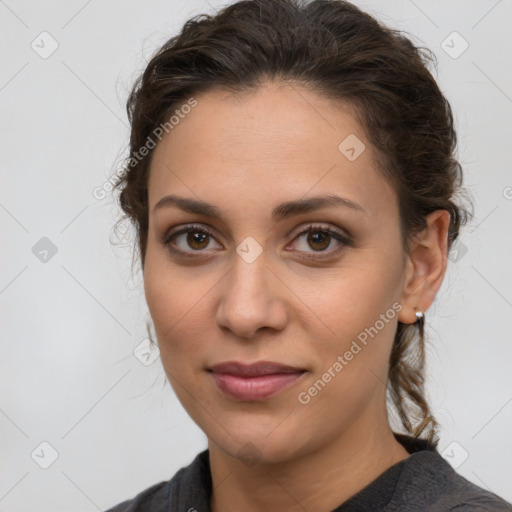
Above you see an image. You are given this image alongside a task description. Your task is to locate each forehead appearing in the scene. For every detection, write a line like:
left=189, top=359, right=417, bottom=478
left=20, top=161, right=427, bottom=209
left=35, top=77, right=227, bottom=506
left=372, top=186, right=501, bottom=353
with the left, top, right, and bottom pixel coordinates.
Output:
left=147, top=81, right=397, bottom=223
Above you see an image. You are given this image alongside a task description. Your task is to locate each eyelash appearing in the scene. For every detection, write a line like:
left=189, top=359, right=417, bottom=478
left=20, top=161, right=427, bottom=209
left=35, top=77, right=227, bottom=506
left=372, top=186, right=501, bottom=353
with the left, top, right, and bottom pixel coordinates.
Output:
left=161, top=223, right=353, bottom=260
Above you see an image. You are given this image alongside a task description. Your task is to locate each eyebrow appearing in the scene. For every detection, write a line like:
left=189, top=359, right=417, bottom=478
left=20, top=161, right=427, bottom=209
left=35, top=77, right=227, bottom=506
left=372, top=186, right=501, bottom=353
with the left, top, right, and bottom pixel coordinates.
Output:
left=153, top=193, right=366, bottom=221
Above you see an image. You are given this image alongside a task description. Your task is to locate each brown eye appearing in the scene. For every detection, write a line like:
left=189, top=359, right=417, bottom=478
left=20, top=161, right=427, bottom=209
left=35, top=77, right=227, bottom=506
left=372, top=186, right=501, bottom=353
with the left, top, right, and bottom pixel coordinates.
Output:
left=186, top=231, right=210, bottom=250
left=289, top=224, right=353, bottom=258
left=306, top=230, right=331, bottom=251
left=163, top=224, right=222, bottom=256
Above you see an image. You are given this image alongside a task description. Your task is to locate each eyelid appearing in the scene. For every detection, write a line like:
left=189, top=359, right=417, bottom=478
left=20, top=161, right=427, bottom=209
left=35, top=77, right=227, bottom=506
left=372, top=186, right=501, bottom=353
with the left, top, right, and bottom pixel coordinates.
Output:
left=161, top=223, right=220, bottom=247
left=161, top=221, right=353, bottom=257
left=284, top=223, right=353, bottom=259
left=287, top=222, right=353, bottom=244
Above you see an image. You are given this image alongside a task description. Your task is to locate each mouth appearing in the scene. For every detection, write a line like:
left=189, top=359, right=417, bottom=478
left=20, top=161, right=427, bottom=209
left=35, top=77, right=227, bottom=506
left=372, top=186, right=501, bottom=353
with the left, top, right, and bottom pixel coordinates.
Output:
left=207, top=361, right=307, bottom=401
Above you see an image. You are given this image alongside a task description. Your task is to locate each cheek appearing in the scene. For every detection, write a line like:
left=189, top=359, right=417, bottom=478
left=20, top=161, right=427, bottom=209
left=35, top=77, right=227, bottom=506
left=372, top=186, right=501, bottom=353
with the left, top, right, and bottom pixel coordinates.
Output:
left=296, top=254, right=403, bottom=385
left=298, top=262, right=401, bottom=341
left=143, top=250, right=218, bottom=372
left=294, top=293, right=399, bottom=429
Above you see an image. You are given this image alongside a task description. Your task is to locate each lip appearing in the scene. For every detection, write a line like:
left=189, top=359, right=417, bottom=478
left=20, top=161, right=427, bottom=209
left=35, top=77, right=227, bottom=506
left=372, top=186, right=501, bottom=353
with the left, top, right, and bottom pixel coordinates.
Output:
left=208, top=361, right=307, bottom=401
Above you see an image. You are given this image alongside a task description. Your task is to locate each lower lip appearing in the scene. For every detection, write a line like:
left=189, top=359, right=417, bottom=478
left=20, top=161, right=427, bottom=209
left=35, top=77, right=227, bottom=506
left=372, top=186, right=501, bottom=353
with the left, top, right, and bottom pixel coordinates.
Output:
left=210, top=372, right=305, bottom=401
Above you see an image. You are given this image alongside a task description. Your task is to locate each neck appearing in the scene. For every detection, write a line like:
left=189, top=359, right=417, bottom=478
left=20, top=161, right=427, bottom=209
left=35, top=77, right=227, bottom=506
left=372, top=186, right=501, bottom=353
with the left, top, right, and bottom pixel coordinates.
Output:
left=209, top=415, right=410, bottom=512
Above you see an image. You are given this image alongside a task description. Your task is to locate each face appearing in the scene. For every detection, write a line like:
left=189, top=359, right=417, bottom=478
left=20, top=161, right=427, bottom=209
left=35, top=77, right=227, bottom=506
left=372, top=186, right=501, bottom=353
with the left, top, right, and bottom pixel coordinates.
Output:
left=144, top=81, right=409, bottom=464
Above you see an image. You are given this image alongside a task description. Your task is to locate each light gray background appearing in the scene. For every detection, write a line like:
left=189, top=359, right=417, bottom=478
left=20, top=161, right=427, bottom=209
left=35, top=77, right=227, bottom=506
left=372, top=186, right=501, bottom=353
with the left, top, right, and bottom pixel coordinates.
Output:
left=1, top=1, right=511, bottom=510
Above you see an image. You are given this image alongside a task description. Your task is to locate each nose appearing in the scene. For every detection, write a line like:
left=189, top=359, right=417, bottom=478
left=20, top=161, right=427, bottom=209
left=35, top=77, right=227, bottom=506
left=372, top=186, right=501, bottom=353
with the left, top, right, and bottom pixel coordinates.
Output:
left=215, top=250, right=288, bottom=340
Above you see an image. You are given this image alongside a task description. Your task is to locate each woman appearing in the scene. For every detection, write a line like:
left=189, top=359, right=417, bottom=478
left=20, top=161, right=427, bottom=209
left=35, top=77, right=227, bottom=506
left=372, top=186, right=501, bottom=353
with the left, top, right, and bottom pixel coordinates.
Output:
left=106, top=0, right=512, bottom=510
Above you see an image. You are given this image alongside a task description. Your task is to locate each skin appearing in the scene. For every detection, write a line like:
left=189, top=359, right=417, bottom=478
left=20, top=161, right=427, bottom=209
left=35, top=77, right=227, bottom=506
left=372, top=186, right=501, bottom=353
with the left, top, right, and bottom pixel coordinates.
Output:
left=143, top=81, right=450, bottom=512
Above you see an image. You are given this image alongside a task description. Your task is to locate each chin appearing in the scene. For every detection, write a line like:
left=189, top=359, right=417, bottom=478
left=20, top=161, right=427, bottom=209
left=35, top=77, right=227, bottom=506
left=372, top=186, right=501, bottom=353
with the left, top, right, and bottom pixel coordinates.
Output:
left=208, top=422, right=309, bottom=467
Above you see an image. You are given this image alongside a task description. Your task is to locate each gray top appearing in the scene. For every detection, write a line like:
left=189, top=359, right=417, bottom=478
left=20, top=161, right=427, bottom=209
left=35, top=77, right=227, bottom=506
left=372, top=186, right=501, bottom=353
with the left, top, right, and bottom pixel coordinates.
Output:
left=105, top=433, right=512, bottom=511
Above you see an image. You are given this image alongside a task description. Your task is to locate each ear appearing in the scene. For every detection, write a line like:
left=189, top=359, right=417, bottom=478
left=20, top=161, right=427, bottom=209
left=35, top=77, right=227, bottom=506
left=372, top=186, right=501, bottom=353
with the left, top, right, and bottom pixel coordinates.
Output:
left=398, top=210, right=451, bottom=325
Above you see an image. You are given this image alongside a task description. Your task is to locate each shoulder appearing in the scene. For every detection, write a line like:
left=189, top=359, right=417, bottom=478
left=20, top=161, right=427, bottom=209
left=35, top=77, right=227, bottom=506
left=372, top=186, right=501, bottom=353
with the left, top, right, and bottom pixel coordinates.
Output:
left=103, top=478, right=174, bottom=512
left=438, top=470, right=512, bottom=511
left=393, top=448, right=512, bottom=511
left=445, top=495, right=512, bottom=511
left=104, top=450, right=210, bottom=512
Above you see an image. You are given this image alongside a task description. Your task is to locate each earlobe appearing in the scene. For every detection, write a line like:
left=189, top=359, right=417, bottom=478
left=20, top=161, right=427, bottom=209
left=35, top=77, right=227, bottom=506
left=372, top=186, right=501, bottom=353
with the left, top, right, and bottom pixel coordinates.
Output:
left=398, top=210, right=451, bottom=325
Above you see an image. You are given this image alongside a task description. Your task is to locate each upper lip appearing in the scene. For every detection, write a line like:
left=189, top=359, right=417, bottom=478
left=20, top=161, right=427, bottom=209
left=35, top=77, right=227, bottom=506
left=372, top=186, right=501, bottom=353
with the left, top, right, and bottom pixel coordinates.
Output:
left=208, top=361, right=306, bottom=377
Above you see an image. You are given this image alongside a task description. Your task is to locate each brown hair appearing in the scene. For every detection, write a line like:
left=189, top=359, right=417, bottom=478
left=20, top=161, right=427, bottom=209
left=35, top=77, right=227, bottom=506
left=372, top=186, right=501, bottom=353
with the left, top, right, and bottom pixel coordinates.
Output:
left=112, top=0, right=472, bottom=446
